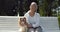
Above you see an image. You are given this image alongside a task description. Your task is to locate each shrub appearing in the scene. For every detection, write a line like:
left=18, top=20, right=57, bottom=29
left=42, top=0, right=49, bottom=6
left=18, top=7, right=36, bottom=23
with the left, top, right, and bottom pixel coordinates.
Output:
left=58, top=16, right=60, bottom=29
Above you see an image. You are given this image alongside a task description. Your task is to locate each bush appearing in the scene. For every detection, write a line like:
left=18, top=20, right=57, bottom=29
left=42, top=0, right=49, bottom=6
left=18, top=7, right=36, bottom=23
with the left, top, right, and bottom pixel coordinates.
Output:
left=58, top=16, right=60, bottom=29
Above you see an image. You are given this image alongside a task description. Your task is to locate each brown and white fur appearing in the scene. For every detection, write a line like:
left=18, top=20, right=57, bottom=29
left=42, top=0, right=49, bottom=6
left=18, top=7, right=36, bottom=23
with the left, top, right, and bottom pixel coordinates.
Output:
left=18, top=17, right=28, bottom=32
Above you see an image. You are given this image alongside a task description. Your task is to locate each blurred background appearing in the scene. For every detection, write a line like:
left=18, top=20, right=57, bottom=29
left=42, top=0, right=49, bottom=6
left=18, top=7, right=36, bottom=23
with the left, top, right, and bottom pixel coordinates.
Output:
left=0, top=0, right=60, bottom=17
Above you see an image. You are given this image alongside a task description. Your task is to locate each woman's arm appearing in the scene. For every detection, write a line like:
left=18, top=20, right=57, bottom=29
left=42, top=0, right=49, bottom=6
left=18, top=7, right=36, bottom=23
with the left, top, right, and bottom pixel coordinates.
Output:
left=24, top=14, right=32, bottom=27
left=24, top=17, right=32, bottom=28
left=32, top=13, right=40, bottom=28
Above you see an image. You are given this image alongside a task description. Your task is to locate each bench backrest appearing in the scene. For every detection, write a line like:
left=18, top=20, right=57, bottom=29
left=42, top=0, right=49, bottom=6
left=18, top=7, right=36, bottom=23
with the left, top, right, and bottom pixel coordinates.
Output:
left=40, top=17, right=59, bottom=30
left=0, top=16, right=59, bottom=31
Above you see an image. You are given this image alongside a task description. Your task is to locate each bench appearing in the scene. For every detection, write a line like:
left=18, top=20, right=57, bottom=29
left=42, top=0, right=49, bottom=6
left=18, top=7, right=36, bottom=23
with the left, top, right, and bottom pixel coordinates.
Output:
left=0, top=16, right=59, bottom=32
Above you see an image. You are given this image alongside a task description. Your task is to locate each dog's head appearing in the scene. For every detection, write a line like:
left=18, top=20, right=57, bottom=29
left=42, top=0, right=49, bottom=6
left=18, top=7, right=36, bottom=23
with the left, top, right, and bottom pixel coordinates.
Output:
left=19, top=17, right=27, bottom=26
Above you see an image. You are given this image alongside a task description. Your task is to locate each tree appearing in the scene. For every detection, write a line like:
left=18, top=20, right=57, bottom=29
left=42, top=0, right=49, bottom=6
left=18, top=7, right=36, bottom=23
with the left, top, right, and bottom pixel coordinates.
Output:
left=39, top=0, right=54, bottom=16
left=0, top=0, right=18, bottom=16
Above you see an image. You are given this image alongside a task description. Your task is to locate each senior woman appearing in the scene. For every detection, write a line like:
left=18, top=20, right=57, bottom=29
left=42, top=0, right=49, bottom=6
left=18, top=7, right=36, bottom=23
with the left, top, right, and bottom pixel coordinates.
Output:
left=24, top=2, right=43, bottom=32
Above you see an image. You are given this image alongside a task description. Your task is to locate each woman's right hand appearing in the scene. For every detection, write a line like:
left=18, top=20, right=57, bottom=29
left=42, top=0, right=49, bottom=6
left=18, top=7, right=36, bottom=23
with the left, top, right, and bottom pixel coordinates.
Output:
left=27, top=24, right=32, bottom=28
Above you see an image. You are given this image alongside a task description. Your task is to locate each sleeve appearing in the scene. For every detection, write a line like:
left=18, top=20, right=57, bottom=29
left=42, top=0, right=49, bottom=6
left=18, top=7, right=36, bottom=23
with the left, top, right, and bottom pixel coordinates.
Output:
left=37, top=13, right=45, bottom=32
left=24, top=13, right=30, bottom=24
left=32, top=13, right=40, bottom=28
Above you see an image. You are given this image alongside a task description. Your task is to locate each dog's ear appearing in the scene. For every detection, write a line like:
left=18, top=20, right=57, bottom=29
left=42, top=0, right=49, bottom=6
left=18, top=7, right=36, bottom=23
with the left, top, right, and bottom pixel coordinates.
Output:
left=20, top=18, right=22, bottom=21
left=24, top=17, right=26, bottom=21
left=23, top=17, right=28, bottom=25
left=18, top=17, right=21, bottom=27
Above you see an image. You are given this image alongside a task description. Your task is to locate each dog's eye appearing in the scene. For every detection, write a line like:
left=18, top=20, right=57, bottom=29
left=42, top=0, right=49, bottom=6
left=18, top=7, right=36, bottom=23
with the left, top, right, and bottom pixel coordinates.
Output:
left=24, top=19, right=25, bottom=21
left=20, top=18, right=24, bottom=21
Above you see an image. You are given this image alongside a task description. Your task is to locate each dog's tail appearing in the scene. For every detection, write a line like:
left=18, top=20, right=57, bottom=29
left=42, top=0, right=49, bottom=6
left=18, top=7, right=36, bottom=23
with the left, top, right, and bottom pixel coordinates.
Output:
left=18, top=12, right=19, bottom=18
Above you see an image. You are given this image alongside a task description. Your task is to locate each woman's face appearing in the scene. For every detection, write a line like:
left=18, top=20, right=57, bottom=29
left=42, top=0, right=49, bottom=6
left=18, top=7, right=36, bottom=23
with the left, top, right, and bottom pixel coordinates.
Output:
left=30, top=4, right=37, bottom=12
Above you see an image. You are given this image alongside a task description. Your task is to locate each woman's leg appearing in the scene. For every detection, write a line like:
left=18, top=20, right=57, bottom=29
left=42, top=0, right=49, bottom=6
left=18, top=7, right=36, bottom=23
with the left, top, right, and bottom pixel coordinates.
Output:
left=27, top=28, right=35, bottom=32
left=35, top=26, right=42, bottom=32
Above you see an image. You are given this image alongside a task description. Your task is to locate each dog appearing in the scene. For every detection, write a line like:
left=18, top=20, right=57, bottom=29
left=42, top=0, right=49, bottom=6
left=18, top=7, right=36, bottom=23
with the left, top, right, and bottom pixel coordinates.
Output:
left=18, top=17, right=28, bottom=32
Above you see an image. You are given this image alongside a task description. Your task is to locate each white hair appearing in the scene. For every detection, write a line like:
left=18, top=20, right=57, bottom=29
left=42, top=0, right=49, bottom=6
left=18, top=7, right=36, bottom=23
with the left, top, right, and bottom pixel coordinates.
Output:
left=30, top=2, right=38, bottom=12
left=30, top=2, right=37, bottom=7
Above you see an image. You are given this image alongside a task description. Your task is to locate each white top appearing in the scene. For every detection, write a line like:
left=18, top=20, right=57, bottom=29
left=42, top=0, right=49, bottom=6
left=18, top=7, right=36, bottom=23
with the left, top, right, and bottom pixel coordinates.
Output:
left=24, top=11, right=40, bottom=28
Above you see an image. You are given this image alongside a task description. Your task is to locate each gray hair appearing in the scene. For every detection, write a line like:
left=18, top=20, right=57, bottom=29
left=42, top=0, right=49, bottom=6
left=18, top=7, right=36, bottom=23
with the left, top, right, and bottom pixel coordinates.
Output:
left=30, top=2, right=37, bottom=7
left=30, top=2, right=38, bottom=12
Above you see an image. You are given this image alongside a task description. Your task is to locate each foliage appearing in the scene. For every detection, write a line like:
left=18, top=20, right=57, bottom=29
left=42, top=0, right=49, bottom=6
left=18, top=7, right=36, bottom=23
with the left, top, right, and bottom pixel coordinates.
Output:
left=58, top=16, right=60, bottom=29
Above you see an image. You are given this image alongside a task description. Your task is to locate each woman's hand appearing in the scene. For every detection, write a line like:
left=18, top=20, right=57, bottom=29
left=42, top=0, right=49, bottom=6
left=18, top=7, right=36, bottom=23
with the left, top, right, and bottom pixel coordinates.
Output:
left=27, top=24, right=32, bottom=28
